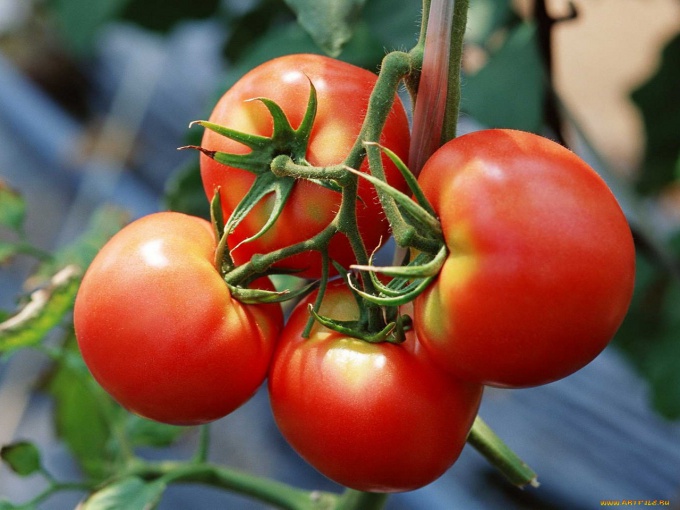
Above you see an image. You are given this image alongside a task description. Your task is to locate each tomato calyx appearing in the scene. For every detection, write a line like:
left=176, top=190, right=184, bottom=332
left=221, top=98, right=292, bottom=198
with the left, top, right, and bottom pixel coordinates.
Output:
left=308, top=304, right=412, bottom=344
left=203, top=188, right=319, bottom=305
left=183, top=81, right=347, bottom=258
left=360, top=142, right=444, bottom=251
left=305, top=274, right=413, bottom=344
left=340, top=143, right=448, bottom=307
left=349, top=245, right=447, bottom=306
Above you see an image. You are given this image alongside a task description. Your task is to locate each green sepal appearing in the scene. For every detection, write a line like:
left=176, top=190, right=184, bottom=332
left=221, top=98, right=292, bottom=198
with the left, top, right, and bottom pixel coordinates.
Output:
left=225, top=172, right=296, bottom=250
left=227, top=279, right=318, bottom=305
left=308, top=304, right=406, bottom=344
left=352, top=243, right=447, bottom=278
left=209, top=188, right=225, bottom=239
left=189, top=120, right=270, bottom=150
left=186, top=80, right=323, bottom=249
left=348, top=245, right=445, bottom=304
left=209, top=189, right=235, bottom=275
left=344, top=166, right=443, bottom=239
left=364, top=142, right=437, bottom=217
left=348, top=272, right=436, bottom=307
left=181, top=145, right=272, bottom=174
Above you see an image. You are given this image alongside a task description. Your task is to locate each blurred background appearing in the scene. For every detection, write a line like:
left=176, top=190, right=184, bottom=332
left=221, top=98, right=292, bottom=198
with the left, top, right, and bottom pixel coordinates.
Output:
left=1, top=0, right=680, bottom=508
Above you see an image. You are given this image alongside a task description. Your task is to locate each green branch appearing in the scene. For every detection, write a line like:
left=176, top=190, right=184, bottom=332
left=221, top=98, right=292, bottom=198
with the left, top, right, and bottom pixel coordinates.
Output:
left=134, top=461, right=338, bottom=510
left=442, top=0, right=470, bottom=144
left=336, top=490, right=388, bottom=510
left=467, top=417, right=539, bottom=488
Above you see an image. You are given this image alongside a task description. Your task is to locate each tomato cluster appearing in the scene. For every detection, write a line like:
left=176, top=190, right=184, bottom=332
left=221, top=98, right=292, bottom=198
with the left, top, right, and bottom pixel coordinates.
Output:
left=73, top=54, right=635, bottom=493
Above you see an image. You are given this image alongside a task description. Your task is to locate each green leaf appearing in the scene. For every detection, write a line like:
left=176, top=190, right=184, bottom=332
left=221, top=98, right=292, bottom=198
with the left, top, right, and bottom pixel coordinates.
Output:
left=282, top=0, right=367, bottom=57
left=462, top=22, right=546, bottom=133
left=631, top=31, right=680, bottom=195
left=227, top=279, right=317, bottom=305
left=125, top=415, right=184, bottom=449
left=80, top=477, right=166, bottom=510
left=0, top=442, right=42, bottom=477
left=226, top=173, right=296, bottom=250
left=0, top=181, right=26, bottom=233
left=0, top=266, right=81, bottom=356
left=46, top=336, right=121, bottom=480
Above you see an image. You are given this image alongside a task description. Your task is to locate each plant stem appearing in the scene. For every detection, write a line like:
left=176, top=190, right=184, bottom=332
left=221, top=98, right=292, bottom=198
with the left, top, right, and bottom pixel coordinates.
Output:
left=193, top=424, right=211, bottom=463
left=467, top=416, right=539, bottom=488
left=335, top=489, right=388, bottom=510
left=440, top=0, right=469, bottom=144
left=223, top=223, right=337, bottom=284
left=408, top=0, right=453, bottom=174
left=346, top=51, right=414, bottom=173
left=137, top=461, right=338, bottom=510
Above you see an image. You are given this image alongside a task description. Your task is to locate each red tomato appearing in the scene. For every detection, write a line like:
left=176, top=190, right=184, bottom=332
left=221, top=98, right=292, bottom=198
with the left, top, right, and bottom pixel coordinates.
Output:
left=200, top=54, right=410, bottom=278
left=414, top=129, right=636, bottom=388
left=268, top=284, right=483, bottom=492
left=74, top=212, right=283, bottom=425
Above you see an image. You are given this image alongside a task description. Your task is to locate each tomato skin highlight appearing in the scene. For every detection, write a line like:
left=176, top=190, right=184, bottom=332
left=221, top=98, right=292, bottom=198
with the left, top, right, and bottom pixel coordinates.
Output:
left=268, top=284, right=483, bottom=493
left=414, top=129, right=636, bottom=388
left=74, top=212, right=283, bottom=425
left=200, top=53, right=410, bottom=278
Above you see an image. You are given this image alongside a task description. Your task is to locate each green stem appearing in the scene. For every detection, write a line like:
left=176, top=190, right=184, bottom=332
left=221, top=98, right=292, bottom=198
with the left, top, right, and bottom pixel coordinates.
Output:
left=137, top=461, right=338, bottom=510
left=335, top=175, right=387, bottom=333
left=335, top=489, right=388, bottom=510
left=344, top=51, right=421, bottom=259
left=442, top=0, right=470, bottom=144
left=193, top=424, right=211, bottom=463
left=271, top=155, right=350, bottom=184
left=404, top=0, right=430, bottom=100
left=467, top=416, right=539, bottom=488
left=223, top=223, right=337, bottom=284
left=345, top=51, right=414, bottom=172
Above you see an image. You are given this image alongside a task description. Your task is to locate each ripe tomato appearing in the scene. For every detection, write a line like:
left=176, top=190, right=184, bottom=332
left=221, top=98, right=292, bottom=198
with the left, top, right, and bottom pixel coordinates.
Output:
left=74, top=212, right=283, bottom=425
left=414, top=129, right=636, bottom=388
left=268, top=284, right=483, bottom=492
left=200, top=54, right=410, bottom=278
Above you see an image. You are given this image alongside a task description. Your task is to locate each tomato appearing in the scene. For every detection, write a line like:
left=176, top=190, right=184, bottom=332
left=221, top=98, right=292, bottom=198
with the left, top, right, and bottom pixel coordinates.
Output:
left=200, top=54, right=410, bottom=278
left=268, top=284, right=483, bottom=492
left=74, top=212, right=283, bottom=425
left=414, top=129, right=636, bottom=388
